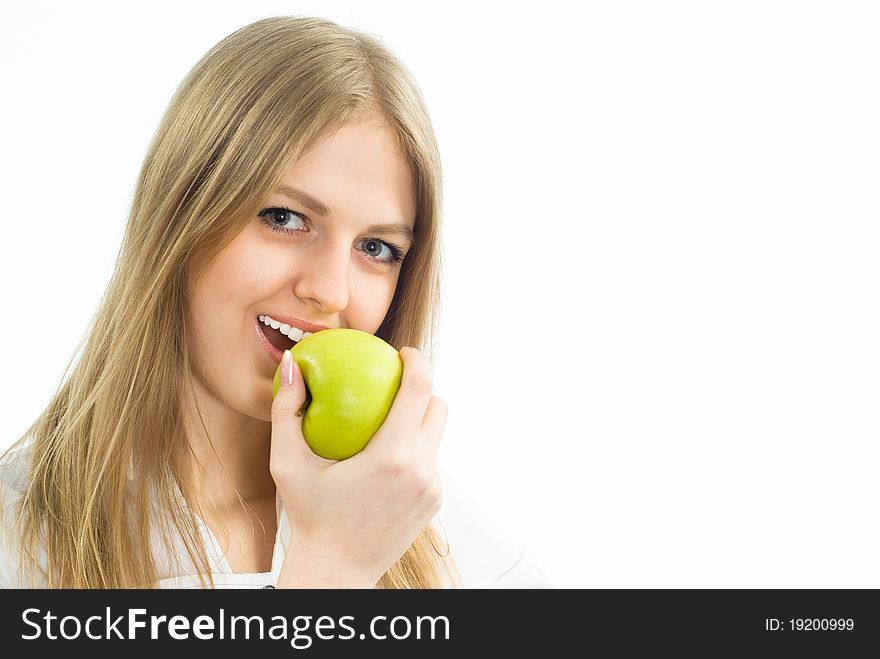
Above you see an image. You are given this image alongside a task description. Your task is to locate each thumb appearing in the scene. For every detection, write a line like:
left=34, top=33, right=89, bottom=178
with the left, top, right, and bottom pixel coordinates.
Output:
left=270, top=349, right=313, bottom=464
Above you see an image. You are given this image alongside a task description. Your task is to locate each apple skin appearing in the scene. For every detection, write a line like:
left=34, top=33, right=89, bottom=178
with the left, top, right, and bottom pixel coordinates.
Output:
left=273, top=328, right=403, bottom=460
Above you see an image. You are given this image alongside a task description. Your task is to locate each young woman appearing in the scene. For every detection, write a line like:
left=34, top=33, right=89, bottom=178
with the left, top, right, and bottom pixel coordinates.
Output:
left=0, top=16, right=550, bottom=589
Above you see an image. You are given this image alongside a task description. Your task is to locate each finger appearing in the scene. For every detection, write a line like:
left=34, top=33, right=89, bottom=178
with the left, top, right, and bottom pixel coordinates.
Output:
left=269, top=350, right=314, bottom=471
left=418, top=395, right=448, bottom=463
left=364, top=346, right=433, bottom=458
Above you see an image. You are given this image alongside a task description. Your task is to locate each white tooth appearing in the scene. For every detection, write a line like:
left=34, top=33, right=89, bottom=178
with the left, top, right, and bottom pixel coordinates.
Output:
left=262, top=316, right=272, bottom=325
left=258, top=315, right=264, bottom=322
left=279, top=323, right=291, bottom=334
left=269, top=319, right=281, bottom=330
left=288, top=326, right=304, bottom=341
left=301, top=331, right=313, bottom=340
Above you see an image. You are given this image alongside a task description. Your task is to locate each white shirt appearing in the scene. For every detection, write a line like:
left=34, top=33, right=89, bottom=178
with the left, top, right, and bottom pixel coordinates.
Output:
left=0, top=440, right=552, bottom=589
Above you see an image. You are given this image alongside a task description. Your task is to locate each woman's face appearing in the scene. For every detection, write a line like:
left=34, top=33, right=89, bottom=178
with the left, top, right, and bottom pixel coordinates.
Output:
left=188, top=115, right=417, bottom=422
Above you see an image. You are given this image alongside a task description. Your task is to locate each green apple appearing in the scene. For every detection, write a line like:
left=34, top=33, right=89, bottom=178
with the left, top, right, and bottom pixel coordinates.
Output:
left=273, top=328, right=403, bottom=460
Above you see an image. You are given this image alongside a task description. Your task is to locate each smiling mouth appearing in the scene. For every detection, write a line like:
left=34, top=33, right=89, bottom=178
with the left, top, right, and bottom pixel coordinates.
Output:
left=258, top=314, right=323, bottom=355
left=259, top=322, right=295, bottom=352
left=257, top=316, right=298, bottom=352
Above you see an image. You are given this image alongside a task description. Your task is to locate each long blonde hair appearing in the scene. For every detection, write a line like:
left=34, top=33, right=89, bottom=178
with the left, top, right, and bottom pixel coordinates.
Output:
left=2, top=15, right=459, bottom=588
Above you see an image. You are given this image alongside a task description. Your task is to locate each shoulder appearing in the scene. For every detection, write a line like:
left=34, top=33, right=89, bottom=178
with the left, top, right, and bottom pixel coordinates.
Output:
left=435, top=469, right=553, bottom=588
left=0, top=439, right=42, bottom=588
left=0, top=438, right=33, bottom=518
left=0, top=439, right=33, bottom=497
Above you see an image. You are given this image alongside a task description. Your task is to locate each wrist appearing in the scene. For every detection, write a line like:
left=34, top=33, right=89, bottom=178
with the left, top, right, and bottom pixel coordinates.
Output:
left=275, top=550, right=377, bottom=589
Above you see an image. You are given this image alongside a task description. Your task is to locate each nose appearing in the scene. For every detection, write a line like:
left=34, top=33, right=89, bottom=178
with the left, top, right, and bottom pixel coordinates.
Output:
left=292, top=238, right=351, bottom=314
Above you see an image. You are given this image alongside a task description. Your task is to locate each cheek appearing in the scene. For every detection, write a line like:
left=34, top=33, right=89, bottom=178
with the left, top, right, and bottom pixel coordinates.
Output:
left=350, top=273, right=401, bottom=331
left=189, top=239, right=279, bottom=344
left=202, top=235, right=286, bottom=304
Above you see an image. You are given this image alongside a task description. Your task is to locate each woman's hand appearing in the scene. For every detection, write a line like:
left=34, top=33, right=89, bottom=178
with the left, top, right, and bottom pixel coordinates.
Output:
left=269, top=346, right=447, bottom=588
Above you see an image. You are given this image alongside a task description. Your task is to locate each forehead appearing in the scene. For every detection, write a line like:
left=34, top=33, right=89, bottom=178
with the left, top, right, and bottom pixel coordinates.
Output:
left=275, top=117, right=417, bottom=231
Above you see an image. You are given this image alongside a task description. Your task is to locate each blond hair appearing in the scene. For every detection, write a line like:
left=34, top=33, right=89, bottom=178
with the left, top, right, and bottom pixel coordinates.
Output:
left=3, top=15, right=459, bottom=588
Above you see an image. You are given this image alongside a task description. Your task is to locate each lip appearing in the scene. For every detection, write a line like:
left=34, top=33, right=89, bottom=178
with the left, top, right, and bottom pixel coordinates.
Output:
left=254, top=314, right=334, bottom=366
left=254, top=317, right=285, bottom=365
left=258, top=313, right=332, bottom=334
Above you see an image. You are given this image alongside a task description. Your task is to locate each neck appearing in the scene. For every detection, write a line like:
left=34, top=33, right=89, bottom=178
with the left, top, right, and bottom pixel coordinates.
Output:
left=180, top=376, right=276, bottom=515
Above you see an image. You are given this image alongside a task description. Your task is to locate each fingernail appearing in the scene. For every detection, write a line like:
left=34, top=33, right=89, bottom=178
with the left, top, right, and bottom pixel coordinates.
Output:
left=281, top=349, right=294, bottom=388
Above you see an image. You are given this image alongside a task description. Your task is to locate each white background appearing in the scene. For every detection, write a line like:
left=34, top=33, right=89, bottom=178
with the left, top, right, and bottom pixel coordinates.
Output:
left=1, top=1, right=878, bottom=588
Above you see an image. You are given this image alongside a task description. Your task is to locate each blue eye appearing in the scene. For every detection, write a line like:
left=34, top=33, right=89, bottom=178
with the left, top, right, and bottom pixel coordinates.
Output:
left=357, top=239, right=405, bottom=266
left=258, top=206, right=307, bottom=233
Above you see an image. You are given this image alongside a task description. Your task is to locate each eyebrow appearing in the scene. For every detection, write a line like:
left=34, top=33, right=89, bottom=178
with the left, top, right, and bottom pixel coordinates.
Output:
left=275, top=184, right=415, bottom=243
